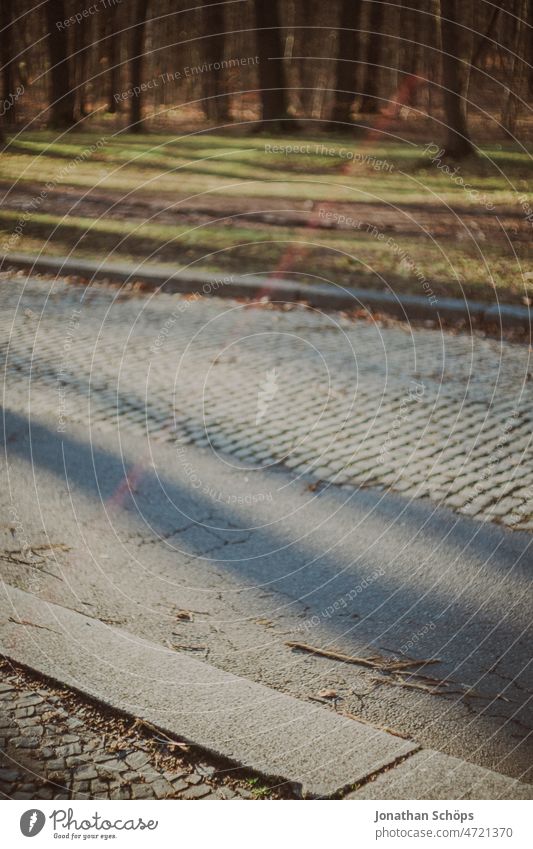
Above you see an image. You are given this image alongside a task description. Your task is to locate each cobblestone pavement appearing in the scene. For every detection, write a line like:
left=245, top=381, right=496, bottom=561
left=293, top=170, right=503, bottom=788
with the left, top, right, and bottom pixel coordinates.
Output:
left=0, top=661, right=289, bottom=800
left=1, top=273, right=532, bottom=529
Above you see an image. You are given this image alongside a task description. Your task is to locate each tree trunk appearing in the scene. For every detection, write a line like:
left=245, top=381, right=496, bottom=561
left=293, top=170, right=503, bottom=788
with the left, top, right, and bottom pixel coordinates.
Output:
left=293, top=0, right=321, bottom=117
left=254, top=0, right=290, bottom=130
left=502, top=0, right=528, bottom=136
left=106, top=3, right=122, bottom=113
left=360, top=0, right=384, bottom=113
left=329, top=0, right=362, bottom=126
left=0, top=0, right=17, bottom=126
left=471, top=5, right=501, bottom=69
left=73, top=4, right=90, bottom=119
left=130, top=0, right=149, bottom=132
left=440, top=0, right=475, bottom=158
left=45, top=0, right=76, bottom=129
left=201, top=1, right=230, bottom=122
left=529, top=0, right=533, bottom=94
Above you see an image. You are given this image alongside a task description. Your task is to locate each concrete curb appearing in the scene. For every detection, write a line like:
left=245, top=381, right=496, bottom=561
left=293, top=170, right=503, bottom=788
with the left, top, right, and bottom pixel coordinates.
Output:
left=1, top=585, right=530, bottom=799
left=2, top=253, right=531, bottom=330
left=0, top=584, right=416, bottom=799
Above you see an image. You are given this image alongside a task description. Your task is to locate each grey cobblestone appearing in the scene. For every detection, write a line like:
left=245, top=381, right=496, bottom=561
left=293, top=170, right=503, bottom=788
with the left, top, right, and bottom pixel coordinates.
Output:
left=0, top=277, right=531, bottom=529
left=0, top=661, right=292, bottom=800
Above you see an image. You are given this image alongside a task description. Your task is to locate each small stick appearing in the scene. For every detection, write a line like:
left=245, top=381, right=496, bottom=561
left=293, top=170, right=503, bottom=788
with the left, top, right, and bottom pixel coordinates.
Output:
left=286, top=641, right=438, bottom=671
left=8, top=617, right=60, bottom=634
left=341, top=711, right=411, bottom=740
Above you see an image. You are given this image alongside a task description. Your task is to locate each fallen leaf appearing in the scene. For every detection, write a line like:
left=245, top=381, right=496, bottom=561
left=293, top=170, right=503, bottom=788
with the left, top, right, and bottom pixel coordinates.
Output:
left=175, top=610, right=193, bottom=621
left=318, top=689, right=338, bottom=700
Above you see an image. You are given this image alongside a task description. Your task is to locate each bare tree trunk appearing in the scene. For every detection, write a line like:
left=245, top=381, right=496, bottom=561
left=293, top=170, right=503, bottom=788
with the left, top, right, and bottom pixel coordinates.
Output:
left=200, top=1, right=230, bottom=122
left=293, top=0, right=321, bottom=117
left=45, top=0, right=76, bottom=128
left=254, top=0, right=290, bottom=130
left=0, top=0, right=17, bottom=126
left=329, top=0, right=362, bottom=126
left=360, top=0, right=384, bottom=113
left=130, top=0, right=149, bottom=132
left=502, top=0, right=528, bottom=136
left=440, top=0, right=475, bottom=158
left=73, top=4, right=90, bottom=119
left=471, top=4, right=501, bottom=69
left=529, top=0, right=533, bottom=94
left=106, top=3, right=121, bottom=113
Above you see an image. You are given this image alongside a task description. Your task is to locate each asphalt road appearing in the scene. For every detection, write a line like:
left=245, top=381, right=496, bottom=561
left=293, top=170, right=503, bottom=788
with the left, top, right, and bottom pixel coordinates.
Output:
left=1, top=275, right=532, bottom=782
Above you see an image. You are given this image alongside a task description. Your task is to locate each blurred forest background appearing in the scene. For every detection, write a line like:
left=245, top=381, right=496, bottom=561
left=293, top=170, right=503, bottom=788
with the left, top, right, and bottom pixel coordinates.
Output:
left=0, top=1, right=531, bottom=308
left=1, top=0, right=532, bottom=152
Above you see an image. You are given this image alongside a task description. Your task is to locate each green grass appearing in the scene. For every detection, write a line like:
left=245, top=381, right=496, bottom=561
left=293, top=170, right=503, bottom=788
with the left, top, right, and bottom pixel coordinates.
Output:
left=2, top=129, right=532, bottom=303
left=4, top=131, right=531, bottom=205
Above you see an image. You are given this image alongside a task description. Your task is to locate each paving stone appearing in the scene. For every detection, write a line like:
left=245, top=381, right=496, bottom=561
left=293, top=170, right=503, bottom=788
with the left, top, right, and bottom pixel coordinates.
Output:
left=234, top=788, right=254, bottom=799
left=115, top=786, right=133, bottom=799
left=125, top=750, right=150, bottom=770
left=56, top=743, right=82, bottom=757
left=211, top=787, right=237, bottom=799
left=0, top=768, right=22, bottom=782
left=66, top=755, right=89, bottom=767
left=17, top=693, right=44, bottom=706
left=97, top=758, right=128, bottom=773
left=71, top=779, right=91, bottom=795
left=179, top=784, right=212, bottom=799
left=170, top=778, right=189, bottom=793
left=35, top=786, right=55, bottom=799
left=14, top=706, right=35, bottom=718
left=151, top=777, right=174, bottom=798
left=131, top=782, right=154, bottom=799
left=40, top=748, right=55, bottom=759
left=18, top=782, right=39, bottom=793
left=73, top=764, right=98, bottom=780
left=46, top=759, right=66, bottom=771
left=90, top=779, right=110, bottom=795
left=18, top=717, right=41, bottom=728
left=13, top=736, right=40, bottom=748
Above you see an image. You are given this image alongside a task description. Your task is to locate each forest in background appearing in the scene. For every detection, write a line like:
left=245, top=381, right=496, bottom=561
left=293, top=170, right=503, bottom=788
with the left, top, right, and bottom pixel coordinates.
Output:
left=1, top=0, right=532, bottom=157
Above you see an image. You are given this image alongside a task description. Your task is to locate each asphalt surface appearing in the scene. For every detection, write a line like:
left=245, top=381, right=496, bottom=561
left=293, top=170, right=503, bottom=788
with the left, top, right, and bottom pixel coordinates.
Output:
left=1, top=274, right=532, bottom=784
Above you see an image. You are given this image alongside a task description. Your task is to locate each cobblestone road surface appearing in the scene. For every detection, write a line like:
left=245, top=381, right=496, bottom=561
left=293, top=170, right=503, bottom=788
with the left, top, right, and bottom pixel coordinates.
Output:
left=1, top=274, right=532, bottom=530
